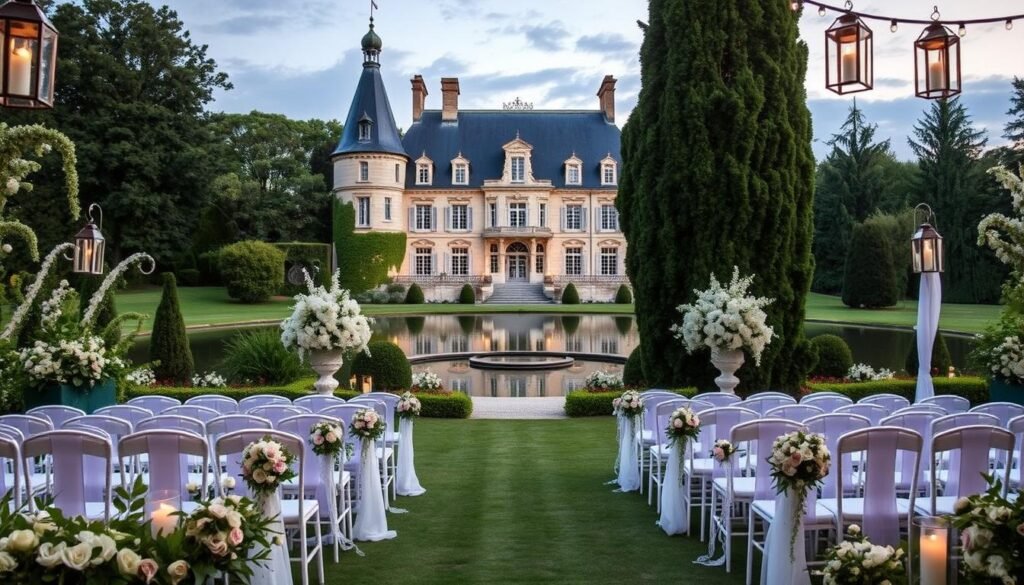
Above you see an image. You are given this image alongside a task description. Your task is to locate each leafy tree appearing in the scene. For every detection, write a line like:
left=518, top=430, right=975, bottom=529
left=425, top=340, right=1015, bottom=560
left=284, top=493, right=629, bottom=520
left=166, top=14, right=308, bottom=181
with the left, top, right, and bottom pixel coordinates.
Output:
left=842, top=222, right=899, bottom=308
left=908, top=98, right=1004, bottom=303
left=150, top=273, right=193, bottom=384
left=618, top=0, right=815, bottom=390
left=623, top=345, right=646, bottom=387
left=863, top=209, right=916, bottom=299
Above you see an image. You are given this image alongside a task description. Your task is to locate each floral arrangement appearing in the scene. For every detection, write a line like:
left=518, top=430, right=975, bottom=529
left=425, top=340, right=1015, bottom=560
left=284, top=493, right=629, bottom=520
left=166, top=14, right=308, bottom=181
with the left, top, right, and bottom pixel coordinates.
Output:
left=976, top=334, right=1024, bottom=385
left=182, top=493, right=277, bottom=583
left=220, top=474, right=237, bottom=493
left=280, top=269, right=372, bottom=360
left=396, top=391, right=421, bottom=419
left=813, top=524, right=907, bottom=585
left=349, top=408, right=386, bottom=441
left=711, top=439, right=737, bottom=464
left=18, top=336, right=123, bottom=388
left=845, top=363, right=895, bottom=382
left=191, top=371, right=228, bottom=388
left=309, top=421, right=345, bottom=458
left=950, top=476, right=1024, bottom=585
left=670, top=267, right=775, bottom=365
left=585, top=370, right=624, bottom=392
left=411, top=370, right=443, bottom=392
left=665, top=406, right=701, bottom=448
left=612, top=390, right=643, bottom=418
left=767, top=430, right=831, bottom=559
left=240, top=438, right=297, bottom=496
left=126, top=367, right=156, bottom=387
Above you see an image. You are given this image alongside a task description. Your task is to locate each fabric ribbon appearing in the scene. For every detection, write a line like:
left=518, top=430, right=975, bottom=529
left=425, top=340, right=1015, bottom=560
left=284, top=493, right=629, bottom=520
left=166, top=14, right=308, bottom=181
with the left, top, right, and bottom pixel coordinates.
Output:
left=353, top=438, right=397, bottom=541
left=760, top=486, right=811, bottom=585
left=656, top=439, right=689, bottom=535
left=613, top=416, right=641, bottom=493
left=694, top=461, right=731, bottom=567
left=396, top=417, right=426, bottom=497
left=249, top=490, right=293, bottom=585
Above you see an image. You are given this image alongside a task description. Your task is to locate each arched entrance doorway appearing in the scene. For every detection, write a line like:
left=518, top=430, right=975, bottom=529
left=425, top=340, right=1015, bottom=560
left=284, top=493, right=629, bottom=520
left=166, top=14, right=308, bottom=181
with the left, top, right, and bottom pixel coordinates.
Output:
left=506, top=242, right=529, bottom=281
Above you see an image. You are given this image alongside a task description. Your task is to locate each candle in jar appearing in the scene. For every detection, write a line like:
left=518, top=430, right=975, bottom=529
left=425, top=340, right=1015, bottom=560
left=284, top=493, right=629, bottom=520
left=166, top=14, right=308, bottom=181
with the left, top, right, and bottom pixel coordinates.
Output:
left=922, top=241, right=934, bottom=270
left=841, top=44, right=856, bottom=82
left=919, top=527, right=947, bottom=585
left=9, top=45, right=32, bottom=96
left=151, top=503, right=177, bottom=536
left=928, top=59, right=946, bottom=91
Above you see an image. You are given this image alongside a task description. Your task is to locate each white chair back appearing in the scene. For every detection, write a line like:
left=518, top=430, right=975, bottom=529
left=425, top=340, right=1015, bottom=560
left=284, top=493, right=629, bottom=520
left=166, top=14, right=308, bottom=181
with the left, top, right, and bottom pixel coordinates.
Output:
left=931, top=412, right=1000, bottom=437
left=0, top=434, right=22, bottom=507
left=799, top=394, right=853, bottom=412
left=1009, top=415, right=1024, bottom=487
left=834, top=403, right=887, bottom=425
left=742, top=395, right=797, bottom=416
left=652, top=399, right=691, bottom=453
left=94, top=405, right=153, bottom=428
left=24, top=429, right=112, bottom=520
left=238, top=394, right=291, bottom=410
left=805, top=413, right=872, bottom=498
left=892, top=405, right=946, bottom=417
left=764, top=404, right=824, bottom=422
left=205, top=414, right=273, bottom=485
left=214, top=429, right=305, bottom=499
left=293, top=395, right=346, bottom=412
left=920, top=395, right=970, bottom=414
left=26, top=405, right=86, bottom=429
left=118, top=429, right=210, bottom=507
left=247, top=405, right=311, bottom=428
left=730, top=418, right=804, bottom=499
left=859, top=393, right=910, bottom=412
left=161, top=405, right=220, bottom=424
left=693, top=392, right=742, bottom=407
left=126, top=396, right=180, bottom=413
left=692, top=406, right=759, bottom=478
left=136, top=415, right=205, bottom=436
left=0, top=414, right=52, bottom=438
left=746, top=391, right=793, bottom=400
left=970, top=402, right=1024, bottom=427
left=930, top=425, right=1015, bottom=514
left=184, top=395, right=239, bottom=414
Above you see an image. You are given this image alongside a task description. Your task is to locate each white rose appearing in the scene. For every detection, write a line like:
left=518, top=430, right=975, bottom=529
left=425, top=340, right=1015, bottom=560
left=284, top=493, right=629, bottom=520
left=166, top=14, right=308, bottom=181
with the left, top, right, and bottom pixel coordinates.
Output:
left=36, top=542, right=65, bottom=568
left=0, top=552, right=16, bottom=573
left=116, top=548, right=141, bottom=576
left=0, top=244, right=11, bottom=254
left=6, top=529, right=37, bottom=553
left=167, top=559, right=190, bottom=584
left=221, top=475, right=236, bottom=490
left=61, top=541, right=93, bottom=571
left=93, top=534, right=117, bottom=563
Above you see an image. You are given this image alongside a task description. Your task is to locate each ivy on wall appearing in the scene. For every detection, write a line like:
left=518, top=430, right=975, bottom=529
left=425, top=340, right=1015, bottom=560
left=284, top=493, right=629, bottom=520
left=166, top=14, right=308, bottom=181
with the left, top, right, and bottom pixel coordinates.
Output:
left=332, top=199, right=406, bottom=293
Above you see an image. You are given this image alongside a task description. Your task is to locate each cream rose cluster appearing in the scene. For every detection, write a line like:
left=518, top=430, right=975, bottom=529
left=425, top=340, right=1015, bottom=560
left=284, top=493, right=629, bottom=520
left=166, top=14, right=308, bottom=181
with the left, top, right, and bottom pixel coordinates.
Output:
left=349, top=408, right=386, bottom=441
left=815, top=528, right=905, bottom=585
left=280, top=269, right=373, bottom=360
left=396, top=391, right=422, bottom=419
left=411, top=370, right=443, bottom=392
left=612, top=390, right=643, bottom=418
left=584, top=370, right=623, bottom=392
left=240, top=438, right=295, bottom=495
left=309, top=421, right=345, bottom=457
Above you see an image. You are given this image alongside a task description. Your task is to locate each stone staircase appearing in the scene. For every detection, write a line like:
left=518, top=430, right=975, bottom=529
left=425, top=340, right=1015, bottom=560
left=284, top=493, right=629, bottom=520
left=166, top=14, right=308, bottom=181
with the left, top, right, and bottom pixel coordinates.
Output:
left=484, top=283, right=553, bottom=304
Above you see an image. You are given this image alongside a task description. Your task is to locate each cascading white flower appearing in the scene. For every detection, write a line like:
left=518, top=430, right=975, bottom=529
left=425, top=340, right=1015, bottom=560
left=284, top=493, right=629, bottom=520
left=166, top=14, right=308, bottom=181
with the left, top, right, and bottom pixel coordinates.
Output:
left=280, top=269, right=372, bottom=360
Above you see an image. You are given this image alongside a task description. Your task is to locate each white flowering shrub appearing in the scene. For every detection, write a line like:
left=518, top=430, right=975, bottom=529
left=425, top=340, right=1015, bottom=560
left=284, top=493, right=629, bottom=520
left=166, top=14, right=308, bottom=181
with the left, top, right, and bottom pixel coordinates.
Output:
left=126, top=368, right=156, bottom=387
left=984, top=335, right=1024, bottom=384
left=670, top=267, right=775, bottom=365
left=18, top=336, right=117, bottom=388
left=979, top=166, right=1024, bottom=275
left=411, top=370, right=443, bottom=392
left=192, top=371, right=228, bottom=388
left=845, top=363, right=895, bottom=382
left=584, top=370, right=624, bottom=391
left=280, top=269, right=372, bottom=360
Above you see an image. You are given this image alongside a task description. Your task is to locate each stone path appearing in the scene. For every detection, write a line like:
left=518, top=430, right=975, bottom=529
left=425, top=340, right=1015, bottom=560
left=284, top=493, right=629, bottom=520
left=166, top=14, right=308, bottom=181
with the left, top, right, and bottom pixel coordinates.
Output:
left=470, top=396, right=566, bottom=419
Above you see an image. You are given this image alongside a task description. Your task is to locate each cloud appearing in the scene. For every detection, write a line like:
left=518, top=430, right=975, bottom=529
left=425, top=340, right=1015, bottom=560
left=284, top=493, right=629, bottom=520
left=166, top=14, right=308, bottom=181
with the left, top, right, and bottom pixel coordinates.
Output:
left=514, top=21, right=570, bottom=51
left=199, top=14, right=281, bottom=35
left=576, top=33, right=635, bottom=55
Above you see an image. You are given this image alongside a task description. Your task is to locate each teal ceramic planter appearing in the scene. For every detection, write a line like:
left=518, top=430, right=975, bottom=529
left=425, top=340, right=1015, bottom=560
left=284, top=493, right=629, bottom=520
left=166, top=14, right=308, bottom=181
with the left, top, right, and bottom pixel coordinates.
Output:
left=988, top=378, right=1024, bottom=407
left=23, top=378, right=116, bottom=414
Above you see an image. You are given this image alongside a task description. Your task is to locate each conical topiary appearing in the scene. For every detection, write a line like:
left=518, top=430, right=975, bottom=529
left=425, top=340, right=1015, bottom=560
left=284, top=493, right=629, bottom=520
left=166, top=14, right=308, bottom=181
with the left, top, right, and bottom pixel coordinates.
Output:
left=459, top=283, right=475, bottom=304
left=405, top=283, right=424, bottom=304
left=905, top=330, right=953, bottom=377
left=614, top=284, right=633, bottom=304
left=561, top=283, right=580, bottom=304
left=150, top=273, right=194, bottom=384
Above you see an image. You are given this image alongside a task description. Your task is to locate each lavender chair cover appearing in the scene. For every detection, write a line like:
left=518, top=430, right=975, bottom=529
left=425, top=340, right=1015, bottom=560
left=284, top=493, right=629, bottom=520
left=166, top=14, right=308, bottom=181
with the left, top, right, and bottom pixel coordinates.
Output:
left=799, top=394, right=853, bottom=412
left=279, top=414, right=348, bottom=552
left=764, top=404, right=824, bottom=423
left=920, top=395, right=970, bottom=414
left=205, top=414, right=273, bottom=493
left=184, top=395, right=239, bottom=414
left=743, top=396, right=797, bottom=416
left=880, top=412, right=941, bottom=492
left=126, top=396, right=180, bottom=413
left=320, top=405, right=368, bottom=500
left=162, top=405, right=220, bottom=425
left=237, top=394, right=291, bottom=411
left=135, top=415, right=205, bottom=436
left=293, top=395, right=346, bottom=412
left=23, top=430, right=112, bottom=520
left=929, top=425, right=1014, bottom=515
left=0, top=435, right=21, bottom=507
left=805, top=413, right=872, bottom=498
left=247, top=405, right=310, bottom=428
left=693, top=393, right=742, bottom=407
left=94, top=405, right=153, bottom=428
left=26, top=406, right=86, bottom=429
left=834, top=403, right=888, bottom=425
left=892, top=405, right=947, bottom=417
left=970, top=402, right=1024, bottom=427
left=63, top=415, right=133, bottom=500
left=860, top=394, right=911, bottom=412
left=119, top=430, right=210, bottom=515
left=1010, top=415, right=1024, bottom=488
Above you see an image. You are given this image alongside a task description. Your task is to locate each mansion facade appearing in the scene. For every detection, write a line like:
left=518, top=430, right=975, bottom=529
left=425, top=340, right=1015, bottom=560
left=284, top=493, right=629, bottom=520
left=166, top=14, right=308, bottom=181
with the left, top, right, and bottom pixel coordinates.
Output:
left=332, top=21, right=628, bottom=302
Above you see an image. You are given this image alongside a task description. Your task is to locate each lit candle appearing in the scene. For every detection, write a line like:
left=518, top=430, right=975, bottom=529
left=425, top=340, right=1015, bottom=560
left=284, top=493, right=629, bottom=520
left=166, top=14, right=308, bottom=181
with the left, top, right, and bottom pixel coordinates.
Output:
left=928, top=57, right=946, bottom=91
left=841, top=43, right=856, bottom=82
left=151, top=503, right=178, bottom=536
left=922, top=241, right=934, bottom=271
left=9, top=44, right=32, bottom=96
left=919, top=520, right=948, bottom=585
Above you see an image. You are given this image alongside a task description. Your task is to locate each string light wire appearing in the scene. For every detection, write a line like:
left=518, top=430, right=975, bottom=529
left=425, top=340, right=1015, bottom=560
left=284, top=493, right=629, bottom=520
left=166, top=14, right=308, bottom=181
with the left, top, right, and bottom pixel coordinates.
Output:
left=799, top=1, right=1023, bottom=28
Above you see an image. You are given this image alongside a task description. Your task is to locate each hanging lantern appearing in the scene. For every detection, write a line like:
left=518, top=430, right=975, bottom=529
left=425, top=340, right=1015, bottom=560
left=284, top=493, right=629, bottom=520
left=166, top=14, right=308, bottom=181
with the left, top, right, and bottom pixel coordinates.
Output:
left=0, top=0, right=58, bottom=109
left=914, top=23, right=961, bottom=99
left=911, top=205, right=943, bottom=273
left=73, top=204, right=105, bottom=275
left=825, top=13, right=873, bottom=94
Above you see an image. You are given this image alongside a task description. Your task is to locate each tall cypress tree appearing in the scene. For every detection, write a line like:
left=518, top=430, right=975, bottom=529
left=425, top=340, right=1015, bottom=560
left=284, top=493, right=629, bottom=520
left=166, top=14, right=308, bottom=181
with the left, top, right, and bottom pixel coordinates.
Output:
left=618, top=0, right=816, bottom=391
left=1004, top=77, right=1024, bottom=148
left=150, top=273, right=194, bottom=384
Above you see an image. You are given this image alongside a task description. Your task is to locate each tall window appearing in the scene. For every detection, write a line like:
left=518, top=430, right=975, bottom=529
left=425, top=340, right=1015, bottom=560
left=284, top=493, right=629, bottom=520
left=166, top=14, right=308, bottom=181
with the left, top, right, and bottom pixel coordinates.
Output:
left=384, top=197, right=392, bottom=221
left=565, top=247, right=582, bottom=276
left=356, top=197, right=370, bottom=227
left=489, top=202, right=497, bottom=228
left=600, top=205, right=619, bottom=231
left=509, top=203, right=526, bottom=227
left=451, top=247, right=469, bottom=276
left=565, top=205, right=583, bottom=230
left=414, top=247, right=433, bottom=276
left=490, top=244, right=499, bottom=273
left=454, top=163, right=468, bottom=185
left=539, top=203, right=547, bottom=227
left=536, top=243, right=544, bottom=274
left=600, top=247, right=618, bottom=275
left=511, top=156, right=525, bottom=183
left=395, top=164, right=400, bottom=183
left=451, top=204, right=468, bottom=230
left=415, top=205, right=433, bottom=231
left=567, top=164, right=581, bottom=185
left=358, top=161, right=369, bottom=182
left=602, top=162, right=617, bottom=185
left=417, top=163, right=431, bottom=185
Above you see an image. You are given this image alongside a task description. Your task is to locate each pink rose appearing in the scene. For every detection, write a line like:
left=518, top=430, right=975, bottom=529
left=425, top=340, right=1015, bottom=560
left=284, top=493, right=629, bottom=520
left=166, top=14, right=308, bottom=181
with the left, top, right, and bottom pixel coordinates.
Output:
left=672, top=418, right=683, bottom=429
left=228, top=527, right=244, bottom=546
left=789, top=452, right=803, bottom=464
left=205, top=535, right=228, bottom=557
left=138, top=559, right=159, bottom=584
left=273, top=460, right=287, bottom=473
left=325, top=431, right=337, bottom=443
left=354, top=421, right=365, bottom=429
left=313, top=435, right=324, bottom=445
left=961, top=529, right=972, bottom=550
left=1017, top=522, right=1024, bottom=537
left=713, top=447, right=725, bottom=462
left=263, top=444, right=279, bottom=459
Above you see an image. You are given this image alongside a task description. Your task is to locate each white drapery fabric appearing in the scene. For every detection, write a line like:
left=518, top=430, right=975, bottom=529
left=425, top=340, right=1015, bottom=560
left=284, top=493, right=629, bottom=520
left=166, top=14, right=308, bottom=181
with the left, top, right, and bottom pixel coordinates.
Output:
left=615, top=416, right=640, bottom=492
left=353, top=438, right=397, bottom=541
left=761, top=488, right=811, bottom=585
left=318, top=456, right=342, bottom=545
left=694, top=463, right=731, bottom=567
left=915, top=272, right=942, bottom=402
left=250, top=491, right=293, bottom=585
left=656, top=443, right=688, bottom=535
left=396, top=418, right=426, bottom=496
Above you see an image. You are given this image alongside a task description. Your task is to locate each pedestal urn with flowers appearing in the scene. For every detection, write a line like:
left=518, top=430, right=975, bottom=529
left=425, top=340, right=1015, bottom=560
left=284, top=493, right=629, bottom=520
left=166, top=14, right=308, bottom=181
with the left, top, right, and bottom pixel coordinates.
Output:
left=280, top=270, right=372, bottom=395
left=670, top=267, right=774, bottom=394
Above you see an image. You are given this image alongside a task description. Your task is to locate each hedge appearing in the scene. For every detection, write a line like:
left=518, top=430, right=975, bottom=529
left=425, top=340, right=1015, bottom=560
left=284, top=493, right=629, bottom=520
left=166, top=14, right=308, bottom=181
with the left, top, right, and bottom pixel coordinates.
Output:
left=564, top=387, right=697, bottom=417
left=333, top=200, right=406, bottom=293
left=273, top=242, right=331, bottom=295
left=805, top=376, right=988, bottom=406
left=219, top=241, right=286, bottom=303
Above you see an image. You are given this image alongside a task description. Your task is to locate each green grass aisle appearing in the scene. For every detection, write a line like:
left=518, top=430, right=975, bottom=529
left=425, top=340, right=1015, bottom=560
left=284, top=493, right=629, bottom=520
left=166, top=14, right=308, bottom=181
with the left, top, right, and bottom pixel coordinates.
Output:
left=316, top=418, right=747, bottom=584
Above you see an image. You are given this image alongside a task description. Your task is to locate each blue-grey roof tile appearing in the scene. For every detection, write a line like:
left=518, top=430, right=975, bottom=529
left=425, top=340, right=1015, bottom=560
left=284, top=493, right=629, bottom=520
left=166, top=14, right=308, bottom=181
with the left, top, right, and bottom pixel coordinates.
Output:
left=333, top=63, right=407, bottom=158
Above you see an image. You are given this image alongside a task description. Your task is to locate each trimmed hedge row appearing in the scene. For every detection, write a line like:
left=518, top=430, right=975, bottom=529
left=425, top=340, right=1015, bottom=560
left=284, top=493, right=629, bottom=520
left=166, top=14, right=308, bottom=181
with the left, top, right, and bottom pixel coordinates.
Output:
left=564, top=387, right=697, bottom=417
left=805, top=376, right=988, bottom=406
left=124, top=379, right=473, bottom=418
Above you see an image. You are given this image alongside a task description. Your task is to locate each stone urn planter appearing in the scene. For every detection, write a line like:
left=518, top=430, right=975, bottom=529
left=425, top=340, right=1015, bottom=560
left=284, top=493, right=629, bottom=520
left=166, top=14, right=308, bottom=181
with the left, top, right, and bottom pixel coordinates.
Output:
left=989, top=377, right=1024, bottom=407
left=309, top=349, right=345, bottom=395
left=23, top=378, right=116, bottom=413
left=710, top=348, right=745, bottom=395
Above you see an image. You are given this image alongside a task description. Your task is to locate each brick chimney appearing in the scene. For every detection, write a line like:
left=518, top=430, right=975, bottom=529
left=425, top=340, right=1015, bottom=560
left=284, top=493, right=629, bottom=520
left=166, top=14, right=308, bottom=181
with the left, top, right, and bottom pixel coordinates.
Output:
left=597, top=75, right=617, bottom=123
left=411, top=75, right=428, bottom=122
left=441, top=77, right=460, bottom=122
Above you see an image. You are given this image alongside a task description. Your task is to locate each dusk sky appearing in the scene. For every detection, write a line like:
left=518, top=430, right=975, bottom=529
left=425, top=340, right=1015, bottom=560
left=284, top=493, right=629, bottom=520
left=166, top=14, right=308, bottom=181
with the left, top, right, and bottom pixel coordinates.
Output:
left=154, top=0, right=1024, bottom=159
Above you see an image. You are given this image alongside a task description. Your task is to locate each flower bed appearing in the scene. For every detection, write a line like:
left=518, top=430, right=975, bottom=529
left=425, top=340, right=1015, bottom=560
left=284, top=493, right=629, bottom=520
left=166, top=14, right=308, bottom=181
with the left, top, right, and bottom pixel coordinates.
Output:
left=804, top=376, right=988, bottom=405
left=564, top=388, right=696, bottom=417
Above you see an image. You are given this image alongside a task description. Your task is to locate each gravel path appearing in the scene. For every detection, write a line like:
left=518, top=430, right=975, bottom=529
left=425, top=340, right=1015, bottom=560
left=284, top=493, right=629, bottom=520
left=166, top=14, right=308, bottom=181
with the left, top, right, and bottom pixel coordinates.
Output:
left=470, top=397, right=567, bottom=419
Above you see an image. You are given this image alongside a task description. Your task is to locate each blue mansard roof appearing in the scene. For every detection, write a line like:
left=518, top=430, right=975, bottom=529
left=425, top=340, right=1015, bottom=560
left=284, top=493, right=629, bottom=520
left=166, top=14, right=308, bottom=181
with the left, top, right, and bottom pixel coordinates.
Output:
left=332, top=62, right=407, bottom=158
left=401, top=110, right=621, bottom=189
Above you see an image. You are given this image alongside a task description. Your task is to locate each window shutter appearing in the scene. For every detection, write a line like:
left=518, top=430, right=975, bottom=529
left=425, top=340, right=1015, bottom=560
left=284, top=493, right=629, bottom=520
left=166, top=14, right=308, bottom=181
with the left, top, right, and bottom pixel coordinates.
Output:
left=525, top=206, right=530, bottom=227
left=560, top=207, right=566, bottom=231
left=468, top=253, right=473, bottom=276
left=468, top=208, right=474, bottom=230
left=594, top=207, right=600, bottom=231
left=582, top=254, right=588, bottom=276
left=408, top=208, right=415, bottom=231
left=444, top=207, right=451, bottom=232
left=582, top=208, right=588, bottom=231
left=444, top=253, right=450, bottom=274
left=432, top=253, right=438, bottom=275
left=431, top=207, right=438, bottom=231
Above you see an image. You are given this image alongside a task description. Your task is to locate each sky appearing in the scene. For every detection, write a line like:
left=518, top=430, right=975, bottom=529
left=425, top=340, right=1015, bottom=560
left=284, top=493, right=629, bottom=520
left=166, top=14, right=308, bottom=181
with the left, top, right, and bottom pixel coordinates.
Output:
left=153, top=0, right=1024, bottom=160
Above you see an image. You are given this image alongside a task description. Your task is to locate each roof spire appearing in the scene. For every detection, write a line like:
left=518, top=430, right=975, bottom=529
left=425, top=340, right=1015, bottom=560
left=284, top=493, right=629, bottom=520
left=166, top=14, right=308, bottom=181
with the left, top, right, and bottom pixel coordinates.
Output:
left=361, top=13, right=382, bottom=65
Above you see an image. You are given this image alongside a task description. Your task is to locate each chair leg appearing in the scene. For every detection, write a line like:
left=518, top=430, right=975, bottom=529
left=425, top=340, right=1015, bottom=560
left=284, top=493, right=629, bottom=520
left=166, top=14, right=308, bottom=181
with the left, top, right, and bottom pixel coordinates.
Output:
left=300, top=516, right=309, bottom=585
left=315, top=514, right=325, bottom=585
left=700, top=478, right=708, bottom=542
left=746, top=507, right=755, bottom=585
left=647, top=453, right=654, bottom=506
left=724, top=497, right=732, bottom=573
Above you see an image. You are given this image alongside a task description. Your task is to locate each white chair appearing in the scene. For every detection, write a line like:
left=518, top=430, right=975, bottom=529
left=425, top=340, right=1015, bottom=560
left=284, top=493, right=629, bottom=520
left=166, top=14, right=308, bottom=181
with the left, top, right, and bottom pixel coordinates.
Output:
left=1009, top=415, right=1024, bottom=489
left=931, top=412, right=1000, bottom=436
left=184, top=395, right=239, bottom=414
left=799, top=391, right=845, bottom=402
left=248, top=405, right=311, bottom=428
left=891, top=405, right=947, bottom=417
left=805, top=413, right=872, bottom=499
left=162, top=405, right=221, bottom=425
left=0, top=434, right=22, bottom=508
left=126, top=395, right=180, bottom=412
left=0, top=415, right=53, bottom=495
left=94, top=404, right=153, bottom=428
left=119, top=429, right=209, bottom=515
left=859, top=393, right=910, bottom=412
left=635, top=393, right=680, bottom=494
left=970, top=402, right=1024, bottom=427
left=919, top=425, right=1015, bottom=516
left=205, top=414, right=273, bottom=491
left=344, top=397, right=396, bottom=500
left=24, top=429, right=112, bottom=521
left=693, top=392, right=742, bottom=407
left=136, top=414, right=205, bottom=437
left=321, top=405, right=370, bottom=503
left=26, top=405, right=86, bottom=429
left=800, top=393, right=853, bottom=412
left=746, top=391, right=793, bottom=400
left=238, top=394, right=291, bottom=410
left=742, top=395, right=796, bottom=416
left=764, top=403, right=824, bottom=422
left=294, top=395, right=346, bottom=412
left=216, top=430, right=323, bottom=585
left=834, top=403, right=887, bottom=425
left=647, top=398, right=689, bottom=510
left=920, top=395, right=970, bottom=414
left=880, top=411, right=943, bottom=495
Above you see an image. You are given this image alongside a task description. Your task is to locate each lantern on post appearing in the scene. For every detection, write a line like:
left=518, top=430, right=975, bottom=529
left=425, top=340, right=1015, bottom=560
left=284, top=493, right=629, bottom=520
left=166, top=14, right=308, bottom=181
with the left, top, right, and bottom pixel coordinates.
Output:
left=914, top=22, right=961, bottom=99
left=73, top=203, right=105, bottom=275
left=825, top=12, right=873, bottom=94
left=911, top=204, right=944, bottom=273
left=0, top=0, right=58, bottom=109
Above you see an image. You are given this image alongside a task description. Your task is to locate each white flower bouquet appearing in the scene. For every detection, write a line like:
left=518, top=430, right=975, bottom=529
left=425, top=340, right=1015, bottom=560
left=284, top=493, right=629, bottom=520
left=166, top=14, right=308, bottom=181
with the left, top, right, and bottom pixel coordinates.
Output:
left=192, top=371, right=228, bottom=388
left=711, top=439, right=737, bottom=464
left=280, top=269, right=372, bottom=360
left=665, top=406, right=701, bottom=448
left=584, top=370, right=624, bottom=392
left=309, top=421, right=344, bottom=458
left=951, top=475, right=1024, bottom=585
left=240, top=438, right=297, bottom=496
left=985, top=336, right=1024, bottom=384
left=670, top=267, right=775, bottom=365
left=183, top=493, right=276, bottom=582
left=349, top=408, right=386, bottom=441
left=396, top=391, right=422, bottom=419
left=126, top=367, right=156, bottom=387
left=813, top=524, right=907, bottom=585
left=845, top=363, right=895, bottom=382
left=768, top=430, right=831, bottom=558
left=19, top=336, right=119, bottom=388
left=411, top=370, right=443, bottom=393
left=612, top=389, right=643, bottom=418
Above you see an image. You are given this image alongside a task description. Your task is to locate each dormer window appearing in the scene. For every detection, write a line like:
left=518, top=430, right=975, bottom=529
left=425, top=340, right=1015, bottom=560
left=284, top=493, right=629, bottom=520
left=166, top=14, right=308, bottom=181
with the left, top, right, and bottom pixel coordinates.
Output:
left=500, top=135, right=534, bottom=185
left=451, top=153, right=470, bottom=185
left=357, top=112, right=373, bottom=142
left=564, top=154, right=583, bottom=185
left=415, top=154, right=433, bottom=185
left=511, top=156, right=525, bottom=183
left=601, top=155, right=617, bottom=186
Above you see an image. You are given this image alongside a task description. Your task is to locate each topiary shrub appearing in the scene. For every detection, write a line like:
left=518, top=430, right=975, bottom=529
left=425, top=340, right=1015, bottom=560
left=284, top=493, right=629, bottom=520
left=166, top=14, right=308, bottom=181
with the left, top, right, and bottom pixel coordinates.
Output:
left=842, top=222, right=899, bottom=308
left=150, top=273, right=194, bottom=384
left=459, top=283, right=476, bottom=304
left=220, top=328, right=306, bottom=385
left=561, top=283, right=580, bottom=304
left=809, top=334, right=853, bottom=379
left=904, top=330, right=953, bottom=377
left=351, top=341, right=412, bottom=391
left=405, top=283, right=425, bottom=304
left=614, top=284, right=633, bottom=304
left=218, top=240, right=286, bottom=303
left=623, top=345, right=646, bottom=387
left=386, top=283, right=406, bottom=294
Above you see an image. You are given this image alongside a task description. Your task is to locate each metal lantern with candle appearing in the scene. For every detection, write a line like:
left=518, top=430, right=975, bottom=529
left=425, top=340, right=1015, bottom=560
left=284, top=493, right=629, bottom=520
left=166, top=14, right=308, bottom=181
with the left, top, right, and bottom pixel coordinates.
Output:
left=911, top=203, right=944, bottom=402
left=914, top=22, right=961, bottom=99
left=0, top=0, right=58, bottom=109
left=825, top=12, right=873, bottom=94
left=72, top=203, right=105, bottom=275
left=911, top=205, right=944, bottom=274
left=914, top=516, right=949, bottom=585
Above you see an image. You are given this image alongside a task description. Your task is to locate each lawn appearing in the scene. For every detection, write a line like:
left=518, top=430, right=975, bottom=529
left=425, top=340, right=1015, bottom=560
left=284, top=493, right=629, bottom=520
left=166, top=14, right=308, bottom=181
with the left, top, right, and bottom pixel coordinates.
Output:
left=114, top=286, right=1001, bottom=334
left=312, top=418, right=746, bottom=584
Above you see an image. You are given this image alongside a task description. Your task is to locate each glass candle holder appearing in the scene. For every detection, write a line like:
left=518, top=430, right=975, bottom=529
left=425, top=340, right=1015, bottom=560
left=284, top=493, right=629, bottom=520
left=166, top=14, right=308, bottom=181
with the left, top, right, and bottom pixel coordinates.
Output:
left=915, top=516, right=949, bottom=585
left=149, top=489, right=181, bottom=537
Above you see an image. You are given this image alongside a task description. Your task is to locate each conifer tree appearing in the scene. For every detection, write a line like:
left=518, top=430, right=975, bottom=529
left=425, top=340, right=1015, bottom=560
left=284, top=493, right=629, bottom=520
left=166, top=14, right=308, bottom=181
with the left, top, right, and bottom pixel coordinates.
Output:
left=150, top=273, right=194, bottom=384
left=618, top=0, right=816, bottom=390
